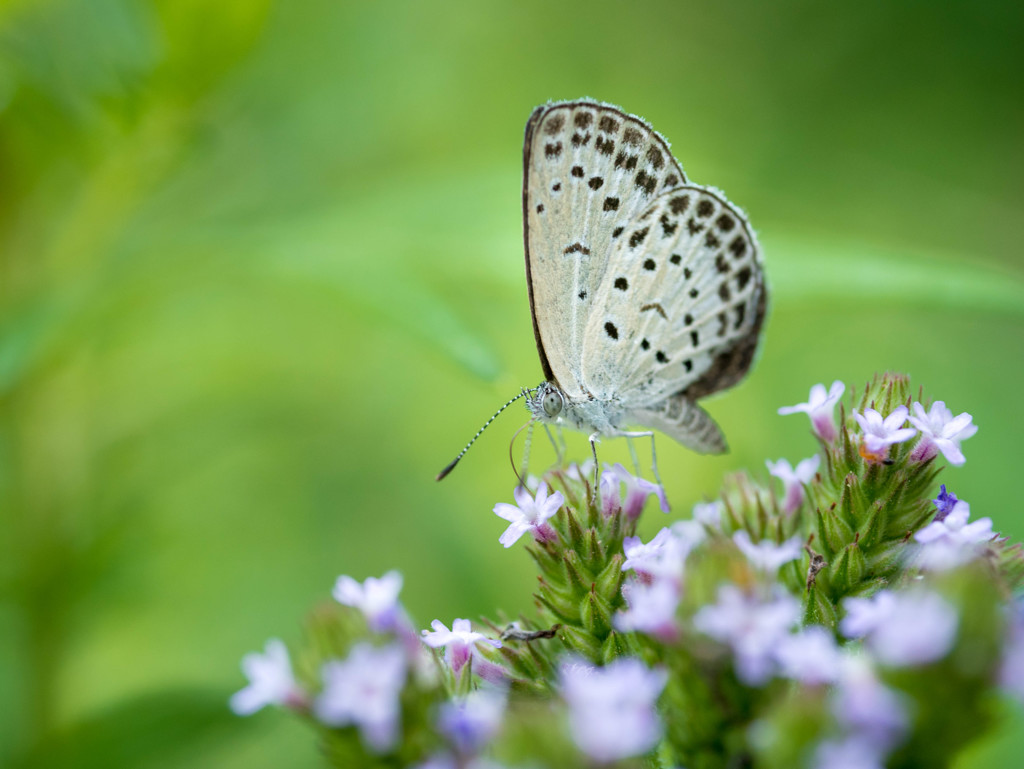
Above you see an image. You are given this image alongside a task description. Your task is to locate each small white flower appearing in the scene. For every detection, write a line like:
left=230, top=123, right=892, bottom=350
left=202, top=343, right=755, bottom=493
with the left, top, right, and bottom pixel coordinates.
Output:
left=774, top=626, right=842, bottom=685
left=422, top=618, right=501, bottom=674
left=560, top=656, right=667, bottom=762
left=601, top=463, right=670, bottom=518
left=834, top=654, right=908, bottom=746
left=915, top=498, right=994, bottom=570
left=615, top=579, right=680, bottom=641
left=732, top=530, right=803, bottom=574
left=853, top=406, right=916, bottom=463
left=230, top=638, right=303, bottom=716
left=842, top=590, right=958, bottom=667
left=622, top=528, right=687, bottom=581
left=778, top=381, right=845, bottom=442
left=766, top=456, right=820, bottom=514
left=693, top=586, right=801, bottom=684
left=692, top=500, right=724, bottom=528
left=908, top=401, right=977, bottom=465
left=437, top=689, right=507, bottom=755
left=315, top=642, right=407, bottom=752
left=333, top=571, right=406, bottom=632
left=492, top=483, right=563, bottom=548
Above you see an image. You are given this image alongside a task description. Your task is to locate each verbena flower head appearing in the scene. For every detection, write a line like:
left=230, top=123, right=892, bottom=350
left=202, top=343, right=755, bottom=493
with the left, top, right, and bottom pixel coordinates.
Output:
left=315, top=641, right=407, bottom=752
left=437, top=689, right=507, bottom=756
left=853, top=406, right=916, bottom=464
left=422, top=618, right=502, bottom=675
left=914, top=497, right=994, bottom=570
left=333, top=570, right=406, bottom=633
left=693, top=585, right=801, bottom=684
left=932, top=484, right=959, bottom=522
left=774, top=625, right=842, bottom=685
left=615, top=578, right=680, bottom=642
left=622, top=527, right=686, bottom=582
left=493, top=483, right=562, bottom=548
left=559, top=656, right=668, bottom=763
left=230, top=638, right=304, bottom=715
left=841, top=590, right=958, bottom=667
left=732, top=530, right=803, bottom=575
left=778, top=380, right=845, bottom=442
left=601, top=462, right=670, bottom=519
left=766, top=455, right=820, bottom=514
left=908, top=401, right=978, bottom=465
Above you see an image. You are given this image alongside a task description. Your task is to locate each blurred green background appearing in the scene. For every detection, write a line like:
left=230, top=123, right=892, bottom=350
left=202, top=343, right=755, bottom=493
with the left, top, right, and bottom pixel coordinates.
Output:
left=1, top=0, right=1021, bottom=765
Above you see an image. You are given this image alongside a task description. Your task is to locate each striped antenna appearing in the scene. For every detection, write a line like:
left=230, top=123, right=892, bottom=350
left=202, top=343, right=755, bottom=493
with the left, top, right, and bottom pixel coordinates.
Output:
left=436, top=390, right=531, bottom=481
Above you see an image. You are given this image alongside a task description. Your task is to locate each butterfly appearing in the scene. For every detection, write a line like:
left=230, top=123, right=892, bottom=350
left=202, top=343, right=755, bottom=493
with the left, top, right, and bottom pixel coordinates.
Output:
left=438, top=100, right=765, bottom=480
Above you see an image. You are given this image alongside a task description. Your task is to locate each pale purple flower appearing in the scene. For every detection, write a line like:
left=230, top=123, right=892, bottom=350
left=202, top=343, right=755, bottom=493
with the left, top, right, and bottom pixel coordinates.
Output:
left=834, top=655, right=908, bottom=747
left=843, top=590, right=958, bottom=667
left=230, top=638, right=305, bottom=715
left=908, top=401, right=977, bottom=465
left=778, top=380, right=845, bottom=442
left=493, top=483, right=562, bottom=548
left=999, top=602, right=1024, bottom=702
left=333, top=571, right=407, bottom=633
left=438, top=689, right=507, bottom=756
left=693, top=586, right=801, bottom=684
left=692, top=500, right=724, bottom=528
left=315, top=642, right=407, bottom=752
left=622, top=528, right=687, bottom=582
left=812, top=736, right=887, bottom=769
left=415, top=758, right=509, bottom=769
left=932, top=485, right=958, bottom=522
left=732, top=530, right=803, bottom=575
left=559, top=657, right=668, bottom=762
left=774, top=626, right=842, bottom=685
left=853, top=406, right=916, bottom=463
left=914, top=498, right=994, bottom=570
left=601, top=463, right=670, bottom=518
left=840, top=591, right=898, bottom=639
left=422, top=618, right=502, bottom=675
left=669, top=519, right=708, bottom=553
left=615, top=579, right=680, bottom=642
left=766, top=456, right=819, bottom=514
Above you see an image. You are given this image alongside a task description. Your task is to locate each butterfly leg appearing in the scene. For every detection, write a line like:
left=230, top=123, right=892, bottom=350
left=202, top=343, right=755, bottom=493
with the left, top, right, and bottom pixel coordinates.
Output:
left=620, top=431, right=662, bottom=489
left=626, top=436, right=642, bottom=476
left=543, top=423, right=565, bottom=467
left=588, top=432, right=601, bottom=488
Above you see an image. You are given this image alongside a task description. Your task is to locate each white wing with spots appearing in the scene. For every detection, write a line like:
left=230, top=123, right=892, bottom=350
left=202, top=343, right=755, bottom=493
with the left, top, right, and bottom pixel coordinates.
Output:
left=523, top=100, right=688, bottom=399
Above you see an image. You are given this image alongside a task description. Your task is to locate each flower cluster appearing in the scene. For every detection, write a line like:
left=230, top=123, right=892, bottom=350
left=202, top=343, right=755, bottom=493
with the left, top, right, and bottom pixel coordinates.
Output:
left=231, top=373, right=1023, bottom=768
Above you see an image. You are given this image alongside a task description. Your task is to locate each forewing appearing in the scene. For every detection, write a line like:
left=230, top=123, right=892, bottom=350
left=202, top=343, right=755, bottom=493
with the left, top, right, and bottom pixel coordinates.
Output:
left=580, top=185, right=765, bottom=406
left=523, top=100, right=687, bottom=398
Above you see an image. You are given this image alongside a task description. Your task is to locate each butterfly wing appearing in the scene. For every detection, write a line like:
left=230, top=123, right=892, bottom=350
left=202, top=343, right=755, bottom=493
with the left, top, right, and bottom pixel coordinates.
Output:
left=523, top=100, right=688, bottom=399
left=579, top=185, right=766, bottom=410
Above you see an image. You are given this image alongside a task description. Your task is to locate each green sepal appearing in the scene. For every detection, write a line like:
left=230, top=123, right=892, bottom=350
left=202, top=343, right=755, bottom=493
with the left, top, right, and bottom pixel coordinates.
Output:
left=560, top=623, right=602, bottom=660
left=817, top=506, right=855, bottom=555
left=580, top=589, right=614, bottom=638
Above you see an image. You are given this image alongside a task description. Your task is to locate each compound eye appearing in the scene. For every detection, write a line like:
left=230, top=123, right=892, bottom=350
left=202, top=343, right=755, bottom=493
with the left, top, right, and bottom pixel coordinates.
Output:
left=542, top=390, right=563, bottom=417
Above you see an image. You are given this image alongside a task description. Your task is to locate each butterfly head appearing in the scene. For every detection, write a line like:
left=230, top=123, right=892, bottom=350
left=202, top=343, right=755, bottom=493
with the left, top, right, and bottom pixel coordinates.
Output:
left=527, top=382, right=565, bottom=423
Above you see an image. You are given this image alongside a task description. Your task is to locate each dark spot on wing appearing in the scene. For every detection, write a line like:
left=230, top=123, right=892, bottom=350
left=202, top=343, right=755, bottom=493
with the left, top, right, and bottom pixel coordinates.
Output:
left=718, top=283, right=732, bottom=302
left=729, top=237, right=747, bottom=258
left=564, top=243, right=590, bottom=255
left=670, top=195, right=690, bottom=214
left=641, top=303, right=668, bottom=319
left=684, top=313, right=694, bottom=326
left=622, top=127, right=643, bottom=146
left=595, top=135, right=615, bottom=155
left=598, top=115, right=618, bottom=133
left=612, top=226, right=624, bottom=238
left=656, top=351, right=669, bottom=364
left=670, top=253, right=681, bottom=265
left=571, top=132, right=591, bottom=147
left=643, top=258, right=656, bottom=270
left=630, top=227, right=650, bottom=248
left=574, top=111, right=593, bottom=128
left=614, top=277, right=629, bottom=290
left=717, top=312, right=728, bottom=336
left=687, top=218, right=704, bottom=235
left=589, top=176, right=604, bottom=190
left=664, top=174, right=680, bottom=188
left=683, top=359, right=693, bottom=373
left=646, top=146, right=665, bottom=169
left=683, top=266, right=693, bottom=279
left=689, top=287, right=699, bottom=298
left=604, top=321, right=619, bottom=340
left=705, top=232, right=721, bottom=249
left=552, top=182, right=561, bottom=191
left=544, top=115, right=564, bottom=134
left=716, top=214, right=735, bottom=232
left=625, top=155, right=638, bottom=171
left=545, top=142, right=562, bottom=159
left=604, top=197, right=619, bottom=211
left=736, top=265, right=753, bottom=289
left=571, top=165, right=584, bottom=178
left=734, top=303, right=746, bottom=329
left=578, top=290, right=587, bottom=300
left=690, top=330, right=700, bottom=347
left=696, top=199, right=714, bottom=217
left=536, top=204, right=544, bottom=213
left=635, top=170, right=656, bottom=195
left=715, top=254, right=730, bottom=273
left=640, top=338, right=650, bottom=350
left=660, top=214, right=678, bottom=237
